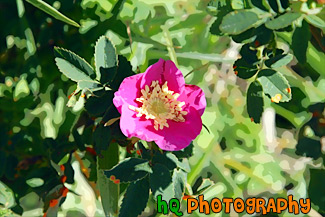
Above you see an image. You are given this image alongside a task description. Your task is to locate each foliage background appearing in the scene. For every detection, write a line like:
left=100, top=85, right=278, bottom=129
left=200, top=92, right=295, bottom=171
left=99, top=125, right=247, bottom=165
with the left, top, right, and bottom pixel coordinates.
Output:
left=0, top=0, right=324, bottom=216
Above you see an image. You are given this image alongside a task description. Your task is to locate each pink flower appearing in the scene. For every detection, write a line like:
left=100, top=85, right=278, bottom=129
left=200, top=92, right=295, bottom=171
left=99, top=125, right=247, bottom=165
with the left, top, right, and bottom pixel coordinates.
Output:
left=113, top=59, right=206, bottom=151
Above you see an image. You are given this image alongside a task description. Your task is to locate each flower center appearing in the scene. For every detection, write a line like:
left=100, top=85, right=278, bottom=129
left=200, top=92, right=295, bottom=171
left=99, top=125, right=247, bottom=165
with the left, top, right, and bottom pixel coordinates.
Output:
left=129, top=80, right=187, bottom=130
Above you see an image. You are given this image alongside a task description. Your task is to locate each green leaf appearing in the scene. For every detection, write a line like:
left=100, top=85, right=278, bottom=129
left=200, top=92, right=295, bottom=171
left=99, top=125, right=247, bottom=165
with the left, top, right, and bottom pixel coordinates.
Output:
left=304, top=14, right=325, bottom=32
left=265, top=54, right=293, bottom=68
left=25, top=0, right=80, bottom=27
left=257, top=69, right=291, bottom=102
left=119, top=178, right=149, bottom=217
left=93, top=124, right=112, bottom=154
left=252, top=25, right=274, bottom=47
left=0, top=181, right=15, bottom=208
left=94, top=36, right=118, bottom=82
left=77, top=80, right=101, bottom=92
left=251, top=0, right=269, bottom=11
left=175, top=52, right=235, bottom=63
left=220, top=10, right=260, bottom=35
left=14, top=78, right=30, bottom=100
left=104, top=158, right=152, bottom=183
left=296, top=137, right=321, bottom=160
left=247, top=81, right=264, bottom=123
left=55, top=55, right=93, bottom=83
left=239, top=44, right=258, bottom=64
left=209, top=0, right=232, bottom=35
left=84, top=89, right=113, bottom=117
left=174, top=143, right=194, bottom=159
left=231, top=0, right=244, bottom=9
left=172, top=169, right=187, bottom=201
left=26, top=178, right=44, bottom=188
left=292, top=20, right=311, bottom=64
left=308, top=169, right=325, bottom=214
left=265, top=13, right=301, bottom=30
left=232, top=28, right=256, bottom=43
left=0, top=152, right=6, bottom=178
left=150, top=164, right=174, bottom=201
left=111, top=56, right=135, bottom=90
left=196, top=178, right=214, bottom=194
left=152, top=152, right=177, bottom=171
left=98, top=144, right=119, bottom=217
left=233, top=58, right=258, bottom=79
left=54, top=47, right=95, bottom=79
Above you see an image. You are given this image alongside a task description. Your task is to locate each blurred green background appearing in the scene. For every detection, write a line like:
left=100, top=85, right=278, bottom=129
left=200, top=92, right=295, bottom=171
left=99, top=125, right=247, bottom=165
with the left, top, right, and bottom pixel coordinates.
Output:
left=0, top=0, right=325, bottom=216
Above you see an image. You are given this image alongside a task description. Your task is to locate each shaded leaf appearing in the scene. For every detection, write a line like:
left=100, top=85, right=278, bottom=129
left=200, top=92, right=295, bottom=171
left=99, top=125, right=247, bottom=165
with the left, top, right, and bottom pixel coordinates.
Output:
left=296, top=137, right=321, bottom=160
left=104, top=158, right=152, bottom=183
left=93, top=124, right=112, bottom=154
left=119, top=178, right=149, bottom=217
left=265, top=13, right=301, bottom=30
left=174, top=142, right=194, bottom=159
left=84, top=90, right=113, bottom=117
left=292, top=20, right=311, bottom=64
left=0, top=152, right=6, bottom=178
left=153, top=152, right=177, bottom=171
left=232, top=28, right=256, bottom=43
left=111, top=55, right=135, bottom=90
left=247, top=81, right=264, bottom=123
left=239, top=44, right=258, bottom=64
left=308, top=169, right=325, bottom=214
left=233, top=58, right=258, bottom=79
left=252, top=25, right=274, bottom=47
left=251, top=0, right=269, bottom=11
left=220, top=10, right=259, bottom=35
left=150, top=164, right=174, bottom=201
left=209, top=0, right=233, bottom=35
left=257, top=69, right=291, bottom=102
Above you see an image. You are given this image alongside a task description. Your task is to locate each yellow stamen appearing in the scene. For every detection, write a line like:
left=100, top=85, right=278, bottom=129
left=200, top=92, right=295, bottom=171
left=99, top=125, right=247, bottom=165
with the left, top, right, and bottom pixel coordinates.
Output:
left=128, top=80, right=187, bottom=130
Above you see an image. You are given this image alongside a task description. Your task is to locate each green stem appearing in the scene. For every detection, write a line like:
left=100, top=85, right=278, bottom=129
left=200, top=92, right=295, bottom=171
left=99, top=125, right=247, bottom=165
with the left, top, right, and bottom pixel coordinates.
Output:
left=97, top=143, right=119, bottom=217
left=161, top=26, right=178, bottom=66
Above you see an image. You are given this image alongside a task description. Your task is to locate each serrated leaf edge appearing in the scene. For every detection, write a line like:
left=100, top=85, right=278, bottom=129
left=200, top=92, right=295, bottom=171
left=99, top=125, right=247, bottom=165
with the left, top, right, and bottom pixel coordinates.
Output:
left=54, top=46, right=95, bottom=75
left=94, top=36, right=119, bottom=80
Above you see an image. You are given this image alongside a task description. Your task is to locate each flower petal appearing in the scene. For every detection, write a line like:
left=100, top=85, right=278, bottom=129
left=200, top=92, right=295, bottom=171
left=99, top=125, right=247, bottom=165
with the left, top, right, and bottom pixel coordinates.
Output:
left=113, top=73, right=143, bottom=113
left=140, top=59, right=185, bottom=93
left=179, top=84, right=206, bottom=116
left=155, top=107, right=203, bottom=151
left=119, top=105, right=164, bottom=142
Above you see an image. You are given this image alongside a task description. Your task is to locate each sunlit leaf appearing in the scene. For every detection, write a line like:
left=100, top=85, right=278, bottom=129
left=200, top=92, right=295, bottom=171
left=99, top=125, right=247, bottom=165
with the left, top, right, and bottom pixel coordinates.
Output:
left=257, top=69, right=291, bottom=102
left=265, top=54, right=293, bottom=68
left=26, top=0, right=80, bottom=27
left=172, top=169, right=187, bottom=201
left=0, top=181, right=15, bottom=208
left=220, top=10, right=259, bottom=35
left=94, top=36, right=118, bottom=82
left=304, top=14, right=325, bottom=32
left=265, top=12, right=301, bottom=30
left=54, top=47, right=95, bottom=79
